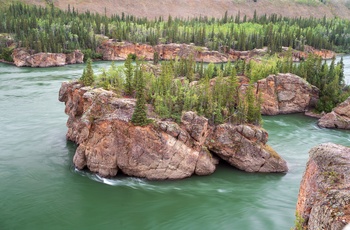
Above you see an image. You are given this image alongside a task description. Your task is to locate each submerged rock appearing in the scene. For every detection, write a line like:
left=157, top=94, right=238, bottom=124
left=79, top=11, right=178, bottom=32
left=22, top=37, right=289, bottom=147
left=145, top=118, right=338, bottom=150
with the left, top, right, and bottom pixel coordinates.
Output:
left=59, top=81, right=288, bottom=180
left=257, top=73, right=319, bottom=115
left=296, top=143, right=350, bottom=230
left=318, top=97, right=350, bottom=130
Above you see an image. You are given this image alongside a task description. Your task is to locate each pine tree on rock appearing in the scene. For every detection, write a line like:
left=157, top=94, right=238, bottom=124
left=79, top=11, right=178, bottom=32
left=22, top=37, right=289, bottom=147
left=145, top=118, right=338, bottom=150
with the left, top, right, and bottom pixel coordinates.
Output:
left=80, top=58, right=94, bottom=86
left=131, top=66, right=150, bottom=126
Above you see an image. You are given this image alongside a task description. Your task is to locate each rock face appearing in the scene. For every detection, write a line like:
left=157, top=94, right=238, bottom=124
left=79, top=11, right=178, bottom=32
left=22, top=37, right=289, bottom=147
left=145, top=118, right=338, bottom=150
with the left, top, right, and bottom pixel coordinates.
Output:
left=291, top=45, right=336, bottom=62
left=12, top=48, right=84, bottom=67
left=65, top=50, right=85, bottom=65
left=206, top=124, right=288, bottom=172
left=97, top=40, right=335, bottom=63
left=97, top=41, right=230, bottom=63
left=296, top=143, right=350, bottom=230
left=59, top=81, right=288, bottom=180
left=256, top=73, right=319, bottom=115
left=318, top=97, right=350, bottom=130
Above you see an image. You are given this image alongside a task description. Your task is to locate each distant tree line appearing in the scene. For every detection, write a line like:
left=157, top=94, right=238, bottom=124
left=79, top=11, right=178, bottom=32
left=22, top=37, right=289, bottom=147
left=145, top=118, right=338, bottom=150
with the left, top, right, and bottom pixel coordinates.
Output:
left=1, top=2, right=350, bottom=60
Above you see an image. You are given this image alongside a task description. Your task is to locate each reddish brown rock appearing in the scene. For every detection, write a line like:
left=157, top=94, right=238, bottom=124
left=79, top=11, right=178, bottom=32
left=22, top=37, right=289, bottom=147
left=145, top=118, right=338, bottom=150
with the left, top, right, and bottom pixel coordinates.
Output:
left=12, top=48, right=84, bottom=67
left=65, top=50, right=84, bottom=64
left=97, top=41, right=335, bottom=64
left=59, top=82, right=218, bottom=179
left=59, top=81, right=288, bottom=179
left=206, top=123, right=288, bottom=173
left=318, top=97, right=350, bottom=130
left=257, top=73, right=319, bottom=115
left=292, top=45, right=336, bottom=62
left=296, top=143, right=350, bottom=230
left=97, top=41, right=230, bottom=63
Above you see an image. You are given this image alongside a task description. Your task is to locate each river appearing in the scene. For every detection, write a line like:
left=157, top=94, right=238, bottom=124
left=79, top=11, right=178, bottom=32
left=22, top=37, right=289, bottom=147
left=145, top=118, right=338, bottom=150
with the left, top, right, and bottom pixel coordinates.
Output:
left=0, top=56, right=349, bottom=230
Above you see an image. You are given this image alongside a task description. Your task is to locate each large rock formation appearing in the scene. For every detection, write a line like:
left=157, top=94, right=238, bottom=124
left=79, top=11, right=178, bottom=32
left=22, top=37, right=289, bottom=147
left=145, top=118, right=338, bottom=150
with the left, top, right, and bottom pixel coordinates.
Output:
left=318, top=97, right=350, bottom=130
left=291, top=45, right=335, bottom=62
left=206, top=124, right=287, bottom=172
left=97, top=41, right=230, bottom=63
left=296, top=143, right=350, bottom=230
left=256, top=73, right=319, bottom=115
left=59, top=81, right=288, bottom=180
left=12, top=48, right=84, bottom=67
left=96, top=41, right=334, bottom=63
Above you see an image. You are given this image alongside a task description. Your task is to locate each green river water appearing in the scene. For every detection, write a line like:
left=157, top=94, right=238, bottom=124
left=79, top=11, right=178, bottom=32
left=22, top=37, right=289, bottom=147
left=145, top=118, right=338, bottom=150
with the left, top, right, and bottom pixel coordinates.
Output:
left=0, top=57, right=350, bottom=230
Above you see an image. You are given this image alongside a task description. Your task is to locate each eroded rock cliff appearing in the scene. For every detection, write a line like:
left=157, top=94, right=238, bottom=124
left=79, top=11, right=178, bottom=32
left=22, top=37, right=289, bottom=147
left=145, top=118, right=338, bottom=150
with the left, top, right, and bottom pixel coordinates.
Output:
left=296, top=143, right=350, bottom=230
left=12, top=48, right=84, bottom=67
left=318, top=97, right=350, bottom=130
left=96, top=40, right=334, bottom=63
left=97, top=41, right=231, bottom=63
left=256, top=73, right=319, bottom=115
left=59, top=81, right=288, bottom=179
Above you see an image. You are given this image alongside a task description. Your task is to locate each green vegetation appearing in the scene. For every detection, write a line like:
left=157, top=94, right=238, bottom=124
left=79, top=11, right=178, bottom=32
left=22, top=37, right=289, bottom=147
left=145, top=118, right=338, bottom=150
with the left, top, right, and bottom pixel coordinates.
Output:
left=245, top=52, right=349, bottom=113
left=124, top=54, right=134, bottom=96
left=89, top=57, right=263, bottom=126
left=1, top=2, right=350, bottom=60
left=292, top=212, right=305, bottom=230
left=79, top=58, right=94, bottom=86
left=84, top=47, right=347, bottom=125
left=131, top=64, right=151, bottom=126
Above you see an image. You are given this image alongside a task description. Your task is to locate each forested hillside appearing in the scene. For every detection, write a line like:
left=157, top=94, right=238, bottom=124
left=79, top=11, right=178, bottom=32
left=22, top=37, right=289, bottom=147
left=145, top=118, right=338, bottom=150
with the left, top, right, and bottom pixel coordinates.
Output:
left=1, top=0, right=350, bottom=19
left=1, top=2, right=350, bottom=61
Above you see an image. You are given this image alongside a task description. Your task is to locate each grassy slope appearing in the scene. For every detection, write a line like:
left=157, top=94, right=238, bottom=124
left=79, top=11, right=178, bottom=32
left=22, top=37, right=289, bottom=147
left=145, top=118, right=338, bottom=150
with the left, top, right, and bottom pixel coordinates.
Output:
left=1, top=0, right=350, bottom=19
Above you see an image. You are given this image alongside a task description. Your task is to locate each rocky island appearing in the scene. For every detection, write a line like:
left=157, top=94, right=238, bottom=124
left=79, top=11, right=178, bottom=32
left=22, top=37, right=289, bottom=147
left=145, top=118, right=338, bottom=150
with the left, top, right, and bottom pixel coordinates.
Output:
left=59, top=80, right=288, bottom=179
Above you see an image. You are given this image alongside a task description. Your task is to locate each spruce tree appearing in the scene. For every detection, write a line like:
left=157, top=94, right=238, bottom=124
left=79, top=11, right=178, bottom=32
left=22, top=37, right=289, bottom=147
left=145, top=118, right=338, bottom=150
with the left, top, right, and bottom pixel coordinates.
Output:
left=124, top=54, right=134, bottom=95
left=80, top=58, right=94, bottom=86
left=131, top=66, right=150, bottom=126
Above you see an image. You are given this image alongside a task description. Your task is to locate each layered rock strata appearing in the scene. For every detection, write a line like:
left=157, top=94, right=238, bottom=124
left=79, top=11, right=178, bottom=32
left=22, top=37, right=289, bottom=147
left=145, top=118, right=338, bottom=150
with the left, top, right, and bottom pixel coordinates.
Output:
left=296, top=143, right=350, bottom=230
left=318, top=97, right=350, bottom=130
left=12, top=48, right=84, bottom=67
left=256, top=73, right=319, bottom=115
left=59, top=81, right=288, bottom=180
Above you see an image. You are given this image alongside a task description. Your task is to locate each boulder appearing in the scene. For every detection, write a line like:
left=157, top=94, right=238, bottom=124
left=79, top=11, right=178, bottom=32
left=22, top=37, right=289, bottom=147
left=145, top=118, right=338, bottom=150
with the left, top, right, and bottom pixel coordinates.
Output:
left=257, top=73, right=319, bottom=115
left=318, top=97, right=350, bottom=129
left=59, top=81, right=288, bottom=179
left=296, top=143, right=350, bottom=230
left=65, top=50, right=84, bottom=64
left=206, top=123, right=288, bottom=173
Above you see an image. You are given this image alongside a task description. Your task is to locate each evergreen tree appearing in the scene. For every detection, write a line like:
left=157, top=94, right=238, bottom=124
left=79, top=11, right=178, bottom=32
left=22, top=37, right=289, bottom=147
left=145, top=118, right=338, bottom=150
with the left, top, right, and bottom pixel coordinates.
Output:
left=79, top=58, right=94, bottom=86
left=153, top=51, right=159, bottom=65
left=131, top=65, right=150, bottom=126
left=124, top=54, right=134, bottom=95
